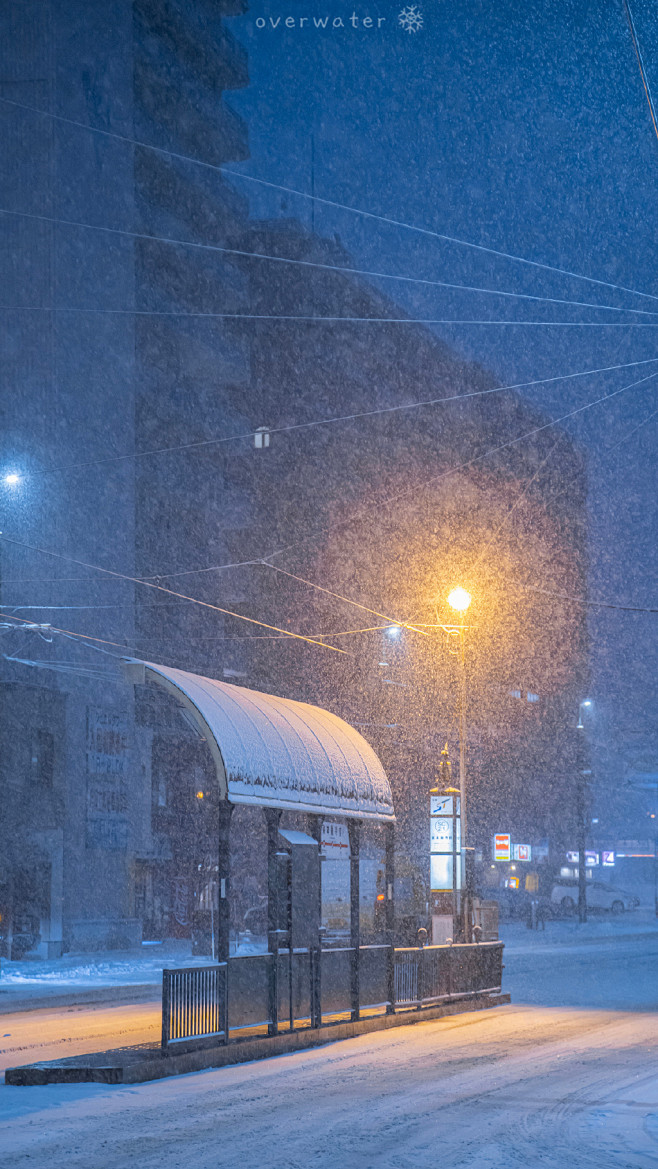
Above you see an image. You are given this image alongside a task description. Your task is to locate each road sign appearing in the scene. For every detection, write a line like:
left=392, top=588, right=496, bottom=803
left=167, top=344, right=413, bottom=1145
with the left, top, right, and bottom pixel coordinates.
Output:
left=513, top=843, right=531, bottom=862
left=493, top=834, right=511, bottom=862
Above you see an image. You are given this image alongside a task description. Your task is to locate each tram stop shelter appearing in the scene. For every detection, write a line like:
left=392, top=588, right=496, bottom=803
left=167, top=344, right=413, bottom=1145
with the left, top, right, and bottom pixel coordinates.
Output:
left=5, top=665, right=506, bottom=1083
left=123, top=658, right=396, bottom=1034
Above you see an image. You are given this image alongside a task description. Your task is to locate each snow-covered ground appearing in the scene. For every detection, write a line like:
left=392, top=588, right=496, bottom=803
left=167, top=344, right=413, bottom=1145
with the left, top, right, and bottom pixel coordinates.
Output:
left=0, top=938, right=263, bottom=1009
left=1, top=908, right=656, bottom=1011
left=2, top=1004, right=658, bottom=1168
left=1, top=918, right=658, bottom=1166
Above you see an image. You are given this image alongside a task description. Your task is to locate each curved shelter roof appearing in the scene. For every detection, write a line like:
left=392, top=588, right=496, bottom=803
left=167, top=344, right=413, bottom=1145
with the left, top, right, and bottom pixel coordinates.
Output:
left=124, top=659, right=394, bottom=821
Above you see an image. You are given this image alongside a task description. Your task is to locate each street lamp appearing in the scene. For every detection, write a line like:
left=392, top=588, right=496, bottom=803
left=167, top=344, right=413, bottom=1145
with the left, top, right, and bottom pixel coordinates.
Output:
left=576, top=699, right=592, bottom=730
left=447, top=587, right=471, bottom=614
left=3, top=472, right=21, bottom=487
left=446, top=587, right=472, bottom=941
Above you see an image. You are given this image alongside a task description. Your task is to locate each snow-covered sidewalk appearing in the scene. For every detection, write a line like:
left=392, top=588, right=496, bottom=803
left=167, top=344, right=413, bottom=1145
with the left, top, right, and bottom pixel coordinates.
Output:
left=0, top=942, right=210, bottom=1011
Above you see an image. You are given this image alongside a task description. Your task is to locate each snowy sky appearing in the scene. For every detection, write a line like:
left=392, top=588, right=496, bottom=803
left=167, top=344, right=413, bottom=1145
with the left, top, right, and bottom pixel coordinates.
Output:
left=223, top=0, right=658, bottom=743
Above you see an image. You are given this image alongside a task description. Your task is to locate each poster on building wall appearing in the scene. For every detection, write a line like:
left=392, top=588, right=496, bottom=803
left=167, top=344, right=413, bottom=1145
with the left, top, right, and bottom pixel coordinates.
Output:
left=85, top=709, right=130, bottom=851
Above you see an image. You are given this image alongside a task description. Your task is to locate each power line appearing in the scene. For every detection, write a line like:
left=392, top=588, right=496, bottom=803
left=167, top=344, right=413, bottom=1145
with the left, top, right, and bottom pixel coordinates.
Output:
left=2, top=655, right=118, bottom=682
left=0, top=609, right=388, bottom=640
left=260, top=365, right=658, bottom=567
left=0, top=613, right=142, bottom=655
left=270, top=369, right=658, bottom=621
left=7, top=301, right=658, bottom=329
left=506, top=580, right=658, bottom=614
left=463, top=370, right=658, bottom=577
left=17, top=358, right=652, bottom=614
left=623, top=0, right=658, bottom=145
left=2, top=202, right=658, bottom=319
left=260, top=565, right=428, bottom=635
left=19, top=355, right=658, bottom=479
left=0, top=92, right=655, bottom=306
left=222, top=169, right=658, bottom=308
left=162, top=366, right=658, bottom=625
left=3, top=364, right=654, bottom=638
left=0, top=553, right=348, bottom=655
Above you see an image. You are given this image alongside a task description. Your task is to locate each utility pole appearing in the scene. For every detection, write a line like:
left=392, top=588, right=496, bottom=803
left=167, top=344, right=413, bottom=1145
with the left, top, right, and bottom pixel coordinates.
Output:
left=576, top=700, right=592, bottom=925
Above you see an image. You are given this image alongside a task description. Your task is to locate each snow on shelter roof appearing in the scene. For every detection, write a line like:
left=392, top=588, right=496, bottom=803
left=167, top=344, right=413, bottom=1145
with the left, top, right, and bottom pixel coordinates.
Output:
left=123, top=660, right=394, bottom=821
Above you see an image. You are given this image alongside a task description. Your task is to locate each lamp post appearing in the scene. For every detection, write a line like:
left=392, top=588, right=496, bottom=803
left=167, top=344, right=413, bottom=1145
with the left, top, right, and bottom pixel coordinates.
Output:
left=440, top=587, right=472, bottom=942
left=576, top=700, right=592, bottom=925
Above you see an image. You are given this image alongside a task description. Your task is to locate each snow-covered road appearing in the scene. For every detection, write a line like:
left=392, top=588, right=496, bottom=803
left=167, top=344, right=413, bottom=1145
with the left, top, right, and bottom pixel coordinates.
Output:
left=0, top=1001, right=160, bottom=1074
left=2, top=1004, right=658, bottom=1168
left=2, top=926, right=658, bottom=1167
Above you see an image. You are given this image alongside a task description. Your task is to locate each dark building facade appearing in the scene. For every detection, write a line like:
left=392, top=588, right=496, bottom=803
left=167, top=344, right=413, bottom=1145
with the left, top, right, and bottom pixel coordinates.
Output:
left=0, top=0, right=251, bottom=955
left=222, top=218, right=590, bottom=892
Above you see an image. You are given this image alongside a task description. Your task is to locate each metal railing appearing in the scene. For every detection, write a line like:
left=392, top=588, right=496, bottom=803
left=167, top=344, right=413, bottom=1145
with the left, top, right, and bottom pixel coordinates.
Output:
left=162, top=963, right=227, bottom=1048
left=394, top=941, right=503, bottom=1008
left=161, top=941, right=503, bottom=1050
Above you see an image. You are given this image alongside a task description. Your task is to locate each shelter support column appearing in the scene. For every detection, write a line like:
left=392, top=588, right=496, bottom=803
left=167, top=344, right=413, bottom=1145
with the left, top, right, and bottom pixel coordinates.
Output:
left=217, top=802, right=233, bottom=964
left=307, top=815, right=322, bottom=1028
left=348, top=820, right=361, bottom=1021
left=265, top=808, right=283, bottom=1036
left=385, top=822, right=395, bottom=1014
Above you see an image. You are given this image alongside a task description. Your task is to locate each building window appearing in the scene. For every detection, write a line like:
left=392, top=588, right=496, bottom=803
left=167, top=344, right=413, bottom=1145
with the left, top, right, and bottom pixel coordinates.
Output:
left=527, top=692, right=540, bottom=703
left=508, top=689, right=521, bottom=699
left=30, top=730, right=54, bottom=786
left=254, top=426, right=270, bottom=449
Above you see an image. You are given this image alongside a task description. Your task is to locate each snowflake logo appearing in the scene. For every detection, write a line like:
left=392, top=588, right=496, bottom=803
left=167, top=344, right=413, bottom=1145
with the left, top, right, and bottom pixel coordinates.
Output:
left=398, top=5, right=423, bottom=33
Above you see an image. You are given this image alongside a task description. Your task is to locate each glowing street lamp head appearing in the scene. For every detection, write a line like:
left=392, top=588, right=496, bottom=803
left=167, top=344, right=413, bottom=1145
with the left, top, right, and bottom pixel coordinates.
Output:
left=386, top=625, right=402, bottom=639
left=3, top=472, right=21, bottom=486
left=447, top=587, right=471, bottom=613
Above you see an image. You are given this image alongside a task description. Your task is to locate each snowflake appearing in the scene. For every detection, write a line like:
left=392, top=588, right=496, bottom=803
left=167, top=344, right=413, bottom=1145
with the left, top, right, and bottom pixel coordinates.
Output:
left=398, top=5, right=423, bottom=33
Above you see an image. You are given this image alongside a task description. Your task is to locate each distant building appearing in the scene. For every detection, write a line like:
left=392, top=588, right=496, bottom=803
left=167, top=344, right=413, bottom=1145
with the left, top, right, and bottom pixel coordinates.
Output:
left=225, top=218, right=590, bottom=884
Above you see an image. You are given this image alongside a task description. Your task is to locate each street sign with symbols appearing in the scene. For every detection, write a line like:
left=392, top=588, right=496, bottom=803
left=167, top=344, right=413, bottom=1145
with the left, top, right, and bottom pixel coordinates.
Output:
left=493, top=834, right=511, bottom=862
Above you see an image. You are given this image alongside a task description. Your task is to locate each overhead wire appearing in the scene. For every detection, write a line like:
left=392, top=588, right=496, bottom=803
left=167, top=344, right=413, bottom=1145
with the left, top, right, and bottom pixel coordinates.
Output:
left=0, top=536, right=419, bottom=642
left=3, top=208, right=658, bottom=320
left=10, top=359, right=654, bottom=628
left=623, top=0, right=658, bottom=145
left=0, top=92, right=656, bottom=306
left=462, top=369, right=658, bottom=579
left=257, top=363, right=658, bottom=568
left=257, top=565, right=427, bottom=634
left=18, top=355, right=658, bottom=479
left=222, top=167, right=658, bottom=307
left=7, top=301, right=658, bottom=329
left=0, top=608, right=389, bottom=641
left=4, top=386, right=658, bottom=660
left=2, top=202, right=658, bottom=319
left=0, top=555, right=349, bottom=655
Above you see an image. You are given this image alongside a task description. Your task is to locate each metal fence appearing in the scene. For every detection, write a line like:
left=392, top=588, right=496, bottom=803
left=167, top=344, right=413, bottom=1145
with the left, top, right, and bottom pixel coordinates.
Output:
left=161, top=941, right=503, bottom=1051
left=394, top=942, right=503, bottom=1008
left=161, top=962, right=228, bottom=1047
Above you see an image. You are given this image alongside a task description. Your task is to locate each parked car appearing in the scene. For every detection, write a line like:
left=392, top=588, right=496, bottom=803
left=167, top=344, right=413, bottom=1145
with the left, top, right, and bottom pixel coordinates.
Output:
left=551, top=879, right=639, bottom=914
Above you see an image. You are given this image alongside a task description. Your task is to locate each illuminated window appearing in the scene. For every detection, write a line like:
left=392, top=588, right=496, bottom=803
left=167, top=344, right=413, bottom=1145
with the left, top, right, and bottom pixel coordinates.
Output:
left=254, top=426, right=270, bottom=449
left=527, top=692, right=539, bottom=703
